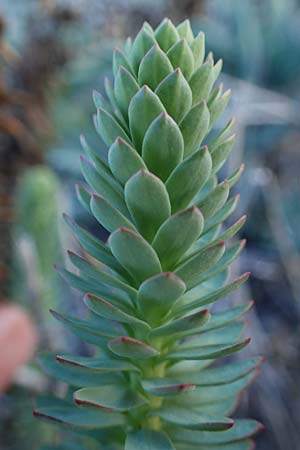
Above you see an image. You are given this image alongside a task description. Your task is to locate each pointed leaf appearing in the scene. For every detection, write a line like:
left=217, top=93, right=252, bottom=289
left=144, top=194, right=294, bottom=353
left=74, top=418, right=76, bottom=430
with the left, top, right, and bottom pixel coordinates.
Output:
left=210, top=134, right=236, bottom=174
left=115, top=66, right=140, bottom=117
left=138, top=44, right=173, bottom=91
left=96, top=107, right=130, bottom=147
left=191, top=31, right=205, bottom=69
left=130, top=28, right=156, bottom=73
left=166, top=147, right=212, bottom=213
left=137, top=272, right=186, bottom=325
left=125, top=169, right=171, bottom=242
left=196, top=180, right=230, bottom=220
left=177, top=19, right=194, bottom=43
left=129, top=86, right=165, bottom=152
left=91, top=194, right=136, bottom=233
left=56, top=353, right=139, bottom=374
left=108, top=336, right=159, bottom=359
left=180, top=101, right=210, bottom=157
left=125, top=429, right=175, bottom=450
left=189, top=60, right=214, bottom=105
left=209, top=89, right=231, bottom=129
left=167, top=39, right=194, bottom=80
left=150, top=309, right=210, bottom=338
left=75, top=183, right=92, bottom=213
left=152, top=206, right=203, bottom=270
left=74, top=384, right=146, bottom=412
left=155, top=18, right=180, bottom=52
left=108, top=137, right=146, bottom=185
left=113, top=47, right=134, bottom=77
left=142, top=112, right=184, bottom=181
left=109, top=227, right=162, bottom=285
left=166, top=338, right=250, bottom=360
left=142, top=379, right=195, bottom=397
left=156, top=68, right=192, bottom=123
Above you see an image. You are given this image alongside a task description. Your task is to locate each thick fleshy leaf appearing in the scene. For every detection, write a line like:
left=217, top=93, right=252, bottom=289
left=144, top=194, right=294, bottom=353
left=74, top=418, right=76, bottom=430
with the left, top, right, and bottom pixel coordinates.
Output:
left=166, top=147, right=212, bottom=213
left=156, top=68, right=192, bottom=123
left=56, top=353, right=139, bottom=374
left=228, top=164, right=245, bottom=188
left=75, top=183, right=92, bottom=213
left=209, top=118, right=235, bottom=152
left=67, top=250, right=137, bottom=298
left=199, top=302, right=254, bottom=333
left=152, top=206, right=203, bottom=270
left=81, top=156, right=128, bottom=217
left=142, top=112, right=184, bottom=181
left=108, top=137, right=146, bottom=185
left=203, top=194, right=240, bottom=235
left=130, top=28, right=156, bottom=73
left=125, top=429, right=175, bottom=450
left=210, top=134, right=236, bottom=174
left=96, top=107, right=130, bottom=147
left=179, top=322, right=244, bottom=348
left=177, top=19, right=194, bottom=43
left=33, top=405, right=125, bottom=429
left=189, top=60, right=214, bottom=105
left=91, top=194, right=136, bottom=233
left=113, top=47, right=135, bottom=77
left=115, top=66, right=140, bottom=118
left=37, top=353, right=122, bottom=387
left=93, top=89, right=114, bottom=115
left=209, top=89, right=231, bottom=128
left=175, top=241, right=225, bottom=289
left=74, top=384, right=146, bottom=411
left=125, top=169, right=171, bottom=242
left=176, top=440, right=253, bottom=450
left=171, top=419, right=263, bottom=445
left=216, top=215, right=247, bottom=243
left=108, top=336, right=159, bottom=359
left=165, top=338, right=250, bottom=360
left=150, top=309, right=210, bottom=339
left=138, top=44, right=173, bottom=90
left=150, top=407, right=234, bottom=431
left=190, top=31, right=205, bottom=69
left=167, top=39, right=194, bottom=80
left=84, top=293, right=150, bottom=331
left=196, top=180, right=230, bottom=220
left=137, top=272, right=186, bottom=325
left=155, top=18, right=180, bottom=52
left=142, top=379, right=195, bottom=397
left=180, top=101, right=210, bottom=157
left=129, top=86, right=165, bottom=151
left=109, top=227, right=162, bottom=285
left=174, top=273, right=250, bottom=315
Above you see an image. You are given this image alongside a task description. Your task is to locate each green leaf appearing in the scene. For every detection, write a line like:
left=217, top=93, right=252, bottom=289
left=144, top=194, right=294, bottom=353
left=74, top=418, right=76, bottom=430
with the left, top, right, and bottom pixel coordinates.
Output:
left=113, top=47, right=134, bottom=78
left=108, top=336, right=159, bottom=359
left=176, top=357, right=263, bottom=386
left=175, top=241, right=225, bottom=289
left=152, top=206, right=203, bottom=270
left=130, top=28, right=156, bottom=73
left=50, top=309, right=120, bottom=343
left=176, top=441, right=253, bottom=450
left=216, top=215, right=247, bottom=243
left=37, top=353, right=122, bottom=387
left=150, top=309, right=210, bottom=339
left=150, top=407, right=233, bottom=431
left=189, top=60, right=214, bottom=105
left=228, top=164, right=245, bottom=188
left=210, top=134, right=236, bottom=174
left=91, top=194, right=136, bottom=233
left=93, top=89, right=114, bottom=115
left=84, top=293, right=150, bottom=331
left=129, top=86, right=165, bottom=152
left=138, top=44, right=173, bottom=90
left=67, top=250, right=137, bottom=299
left=203, top=194, right=240, bottom=235
left=155, top=18, right=180, bottom=52
left=109, top=227, right=162, bottom=285
left=137, top=272, right=186, bottom=325
left=75, top=183, right=92, bottom=213
left=156, top=68, right=192, bottom=123
left=142, top=112, right=184, bottom=181
left=198, top=303, right=254, bottom=334
left=34, top=405, right=125, bottom=429
left=174, top=273, right=250, bottom=315
left=96, top=107, right=130, bottom=147
left=142, top=379, right=195, bottom=397
left=209, top=89, right=231, bottom=129
left=180, top=101, right=210, bottom=157
left=167, top=39, right=194, bottom=80
left=55, top=353, right=139, bottom=374
left=166, top=147, right=212, bottom=213
left=115, top=66, right=140, bottom=118
left=125, top=169, right=171, bottom=242
left=196, top=180, right=230, bottom=220
left=108, top=137, right=146, bottom=185
left=179, top=322, right=244, bottom=347
left=177, top=19, right=194, bottom=43
left=190, top=31, right=205, bottom=69
left=165, top=338, right=250, bottom=360
left=209, top=118, right=235, bottom=152
left=74, top=385, right=146, bottom=412
left=81, top=156, right=128, bottom=217
left=171, top=419, right=263, bottom=445
left=125, top=429, right=175, bottom=450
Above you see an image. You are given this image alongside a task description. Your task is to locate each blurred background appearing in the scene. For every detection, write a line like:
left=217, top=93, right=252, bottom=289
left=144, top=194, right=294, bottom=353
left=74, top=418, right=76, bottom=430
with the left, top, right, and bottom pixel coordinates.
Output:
left=0, top=0, right=300, bottom=449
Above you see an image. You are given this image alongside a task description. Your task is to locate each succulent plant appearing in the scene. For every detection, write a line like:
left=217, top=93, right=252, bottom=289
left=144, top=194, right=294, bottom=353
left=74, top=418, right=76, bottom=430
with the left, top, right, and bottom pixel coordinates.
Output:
left=35, top=18, right=263, bottom=450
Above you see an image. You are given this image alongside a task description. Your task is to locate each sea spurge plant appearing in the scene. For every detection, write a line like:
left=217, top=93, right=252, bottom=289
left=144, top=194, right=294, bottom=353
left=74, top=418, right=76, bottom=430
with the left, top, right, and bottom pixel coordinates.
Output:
left=35, top=18, right=263, bottom=450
